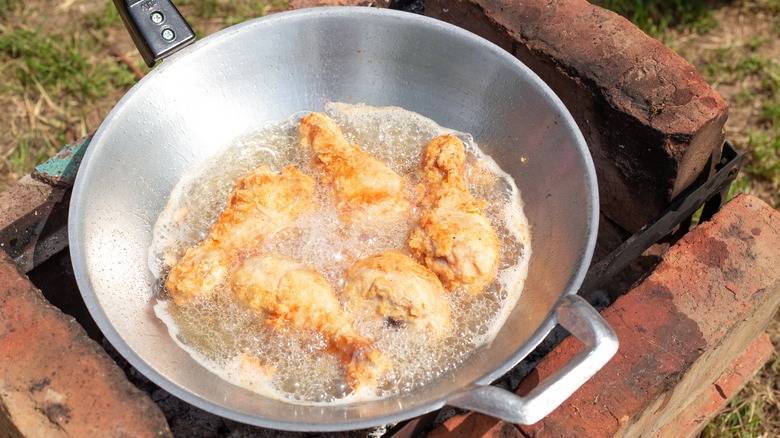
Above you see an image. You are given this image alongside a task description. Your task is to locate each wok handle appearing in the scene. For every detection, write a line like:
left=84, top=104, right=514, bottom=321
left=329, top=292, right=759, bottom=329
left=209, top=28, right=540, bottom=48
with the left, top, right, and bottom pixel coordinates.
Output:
left=113, top=0, right=196, bottom=67
left=446, top=294, right=619, bottom=425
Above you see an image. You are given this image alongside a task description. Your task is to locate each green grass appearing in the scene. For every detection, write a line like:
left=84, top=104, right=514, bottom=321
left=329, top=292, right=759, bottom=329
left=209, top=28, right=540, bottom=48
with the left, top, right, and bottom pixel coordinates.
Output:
left=759, top=70, right=780, bottom=118
left=592, top=0, right=719, bottom=38
left=5, top=134, right=58, bottom=176
left=700, top=46, right=779, bottom=84
left=701, top=356, right=780, bottom=437
left=0, top=20, right=139, bottom=170
left=172, top=0, right=289, bottom=33
left=0, top=26, right=135, bottom=100
left=744, top=56, right=780, bottom=184
left=745, top=130, right=780, bottom=182
left=83, top=0, right=124, bottom=33
left=702, top=398, right=764, bottom=437
left=0, top=0, right=23, bottom=20
left=0, top=0, right=292, bottom=185
left=686, top=21, right=780, bottom=196
left=766, top=0, right=780, bottom=14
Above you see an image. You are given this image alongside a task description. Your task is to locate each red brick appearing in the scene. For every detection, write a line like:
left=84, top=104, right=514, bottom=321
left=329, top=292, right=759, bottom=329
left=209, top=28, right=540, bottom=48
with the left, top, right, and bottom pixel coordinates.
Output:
left=0, top=251, right=172, bottom=437
left=515, top=194, right=780, bottom=437
left=0, top=176, right=68, bottom=273
left=428, top=412, right=522, bottom=438
left=657, top=332, right=776, bottom=438
left=429, top=330, right=775, bottom=438
left=426, top=0, right=729, bottom=233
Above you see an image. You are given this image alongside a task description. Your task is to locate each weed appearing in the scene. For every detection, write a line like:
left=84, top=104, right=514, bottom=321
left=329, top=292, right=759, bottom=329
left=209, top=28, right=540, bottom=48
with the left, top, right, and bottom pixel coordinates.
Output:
left=714, top=47, right=780, bottom=197
left=593, top=0, right=718, bottom=38
left=83, top=0, right=123, bottom=33
left=701, top=355, right=780, bottom=437
left=700, top=46, right=735, bottom=79
left=733, top=88, right=755, bottom=106
left=728, top=176, right=753, bottom=200
left=0, top=25, right=136, bottom=100
left=745, top=129, right=780, bottom=183
left=180, top=0, right=290, bottom=28
left=760, top=0, right=780, bottom=15
left=735, top=54, right=771, bottom=78
left=695, top=41, right=780, bottom=128
left=194, top=0, right=223, bottom=19
left=6, top=135, right=57, bottom=175
left=745, top=36, right=770, bottom=51
left=0, top=11, right=141, bottom=163
left=224, top=1, right=277, bottom=26
left=761, top=98, right=780, bottom=126
left=0, top=0, right=23, bottom=20
left=761, top=70, right=780, bottom=121
left=701, top=400, right=763, bottom=437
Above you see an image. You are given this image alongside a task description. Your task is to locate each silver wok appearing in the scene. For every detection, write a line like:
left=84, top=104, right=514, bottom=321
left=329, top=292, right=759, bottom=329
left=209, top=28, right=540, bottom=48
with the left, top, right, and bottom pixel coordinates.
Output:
left=69, top=6, right=617, bottom=431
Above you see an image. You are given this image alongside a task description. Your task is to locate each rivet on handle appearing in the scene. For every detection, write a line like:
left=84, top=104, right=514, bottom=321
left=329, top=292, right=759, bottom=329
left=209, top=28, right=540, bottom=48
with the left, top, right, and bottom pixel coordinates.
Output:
left=114, top=0, right=196, bottom=67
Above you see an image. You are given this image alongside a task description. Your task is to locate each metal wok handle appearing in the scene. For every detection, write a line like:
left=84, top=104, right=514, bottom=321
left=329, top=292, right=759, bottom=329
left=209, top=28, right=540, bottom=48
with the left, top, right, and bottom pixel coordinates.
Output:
left=447, top=294, right=619, bottom=425
left=113, top=0, right=196, bottom=67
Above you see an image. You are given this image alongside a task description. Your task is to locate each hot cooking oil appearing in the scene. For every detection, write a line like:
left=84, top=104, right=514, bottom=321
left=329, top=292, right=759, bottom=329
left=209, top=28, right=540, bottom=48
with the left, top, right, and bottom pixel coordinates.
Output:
left=149, top=102, right=531, bottom=405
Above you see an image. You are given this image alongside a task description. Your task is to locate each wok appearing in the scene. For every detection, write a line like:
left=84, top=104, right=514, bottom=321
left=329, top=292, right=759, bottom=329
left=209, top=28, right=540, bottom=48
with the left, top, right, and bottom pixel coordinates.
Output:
left=69, top=4, right=618, bottom=431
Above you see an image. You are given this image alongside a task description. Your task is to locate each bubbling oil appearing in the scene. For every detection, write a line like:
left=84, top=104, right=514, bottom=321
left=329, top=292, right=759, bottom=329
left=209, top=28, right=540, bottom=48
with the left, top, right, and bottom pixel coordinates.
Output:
left=149, top=102, right=531, bottom=405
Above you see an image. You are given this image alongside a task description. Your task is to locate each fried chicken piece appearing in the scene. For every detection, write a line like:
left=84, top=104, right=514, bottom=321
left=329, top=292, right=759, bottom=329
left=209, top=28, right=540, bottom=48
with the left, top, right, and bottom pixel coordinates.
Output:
left=165, top=166, right=315, bottom=306
left=343, top=250, right=451, bottom=338
left=232, top=253, right=392, bottom=390
left=299, top=112, right=410, bottom=223
left=408, top=135, right=500, bottom=294
left=165, top=245, right=230, bottom=306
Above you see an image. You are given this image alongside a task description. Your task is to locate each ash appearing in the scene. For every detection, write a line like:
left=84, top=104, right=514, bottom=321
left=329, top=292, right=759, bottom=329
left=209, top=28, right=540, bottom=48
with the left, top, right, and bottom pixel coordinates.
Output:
left=390, top=0, right=424, bottom=15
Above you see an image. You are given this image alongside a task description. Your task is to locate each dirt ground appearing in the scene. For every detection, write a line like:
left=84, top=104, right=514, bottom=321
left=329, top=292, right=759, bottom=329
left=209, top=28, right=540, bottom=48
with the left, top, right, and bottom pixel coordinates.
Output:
left=668, top=2, right=780, bottom=209
left=668, top=2, right=780, bottom=434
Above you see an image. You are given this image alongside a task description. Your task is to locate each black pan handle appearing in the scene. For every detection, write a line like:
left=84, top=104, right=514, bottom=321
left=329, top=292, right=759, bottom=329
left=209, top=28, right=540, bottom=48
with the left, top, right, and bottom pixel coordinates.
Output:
left=113, top=0, right=196, bottom=67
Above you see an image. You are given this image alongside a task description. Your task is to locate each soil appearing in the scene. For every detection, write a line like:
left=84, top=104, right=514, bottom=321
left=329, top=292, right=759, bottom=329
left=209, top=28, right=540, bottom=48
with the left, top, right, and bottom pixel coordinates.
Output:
left=667, top=4, right=780, bottom=434
left=668, top=2, right=780, bottom=209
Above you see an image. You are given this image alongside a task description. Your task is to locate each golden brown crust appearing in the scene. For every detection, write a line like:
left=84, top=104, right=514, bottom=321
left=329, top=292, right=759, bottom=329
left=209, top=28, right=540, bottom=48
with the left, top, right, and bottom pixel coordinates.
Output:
left=299, top=112, right=410, bottom=223
left=408, top=135, right=500, bottom=294
left=232, top=254, right=392, bottom=390
left=165, top=166, right=315, bottom=307
left=343, top=250, right=451, bottom=338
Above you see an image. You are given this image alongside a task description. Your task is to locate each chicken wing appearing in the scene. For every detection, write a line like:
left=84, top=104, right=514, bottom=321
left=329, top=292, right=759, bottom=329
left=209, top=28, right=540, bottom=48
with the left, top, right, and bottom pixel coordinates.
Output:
left=408, top=135, right=500, bottom=294
left=299, top=112, right=410, bottom=223
left=343, top=250, right=451, bottom=338
left=165, top=166, right=315, bottom=306
left=231, top=253, right=392, bottom=390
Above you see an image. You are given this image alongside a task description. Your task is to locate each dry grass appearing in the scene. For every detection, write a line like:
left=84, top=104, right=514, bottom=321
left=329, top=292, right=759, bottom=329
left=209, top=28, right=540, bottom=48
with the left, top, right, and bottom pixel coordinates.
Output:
left=0, top=0, right=141, bottom=190
left=0, top=0, right=286, bottom=192
left=660, top=2, right=780, bottom=435
left=0, top=0, right=779, bottom=435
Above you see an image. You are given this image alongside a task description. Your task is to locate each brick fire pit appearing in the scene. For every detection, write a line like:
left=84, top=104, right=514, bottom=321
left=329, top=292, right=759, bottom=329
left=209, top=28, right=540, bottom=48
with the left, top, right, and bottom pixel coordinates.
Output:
left=2, top=0, right=779, bottom=437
